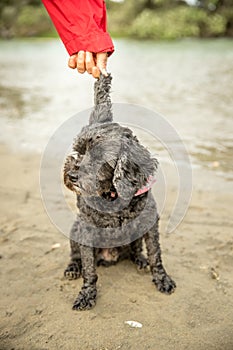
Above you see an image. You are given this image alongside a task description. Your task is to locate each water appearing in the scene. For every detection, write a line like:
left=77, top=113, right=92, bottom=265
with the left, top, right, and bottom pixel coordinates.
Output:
left=0, top=38, right=233, bottom=181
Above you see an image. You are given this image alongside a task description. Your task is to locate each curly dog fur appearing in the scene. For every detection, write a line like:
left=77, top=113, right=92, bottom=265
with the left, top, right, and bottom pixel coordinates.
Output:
left=63, top=74, right=176, bottom=310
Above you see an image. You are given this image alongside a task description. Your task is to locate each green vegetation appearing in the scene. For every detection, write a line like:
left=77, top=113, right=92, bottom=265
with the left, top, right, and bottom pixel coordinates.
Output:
left=0, top=0, right=232, bottom=40
left=128, top=7, right=227, bottom=39
left=106, top=0, right=233, bottom=39
left=0, top=0, right=55, bottom=38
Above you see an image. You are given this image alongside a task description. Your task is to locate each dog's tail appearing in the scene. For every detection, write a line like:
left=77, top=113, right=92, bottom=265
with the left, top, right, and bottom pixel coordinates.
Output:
left=89, top=73, right=113, bottom=125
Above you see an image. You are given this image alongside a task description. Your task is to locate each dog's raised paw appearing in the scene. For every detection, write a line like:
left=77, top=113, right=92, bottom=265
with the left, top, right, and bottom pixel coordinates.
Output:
left=72, top=288, right=97, bottom=311
left=153, top=274, right=176, bottom=295
left=64, top=262, right=81, bottom=280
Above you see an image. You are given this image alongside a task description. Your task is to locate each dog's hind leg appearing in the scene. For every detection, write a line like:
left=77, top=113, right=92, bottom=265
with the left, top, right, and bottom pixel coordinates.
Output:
left=144, top=215, right=176, bottom=294
left=130, top=238, right=148, bottom=269
left=72, top=245, right=98, bottom=310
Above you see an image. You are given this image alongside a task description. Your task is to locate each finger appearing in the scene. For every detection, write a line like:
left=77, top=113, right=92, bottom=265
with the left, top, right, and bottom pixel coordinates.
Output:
left=77, top=51, right=86, bottom=74
left=92, top=66, right=100, bottom=79
left=68, top=54, right=77, bottom=69
left=96, top=52, right=108, bottom=76
left=100, top=68, right=108, bottom=77
left=85, top=51, right=95, bottom=74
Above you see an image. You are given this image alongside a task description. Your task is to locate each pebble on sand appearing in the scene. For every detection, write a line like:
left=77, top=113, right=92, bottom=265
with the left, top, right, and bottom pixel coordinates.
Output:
left=125, top=320, right=143, bottom=328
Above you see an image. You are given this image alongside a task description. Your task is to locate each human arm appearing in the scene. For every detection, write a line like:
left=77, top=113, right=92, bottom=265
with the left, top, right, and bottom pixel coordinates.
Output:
left=42, top=0, right=114, bottom=77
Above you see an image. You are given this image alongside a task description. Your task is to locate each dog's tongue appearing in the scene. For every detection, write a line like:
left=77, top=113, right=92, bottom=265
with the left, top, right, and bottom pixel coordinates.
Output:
left=134, top=176, right=156, bottom=196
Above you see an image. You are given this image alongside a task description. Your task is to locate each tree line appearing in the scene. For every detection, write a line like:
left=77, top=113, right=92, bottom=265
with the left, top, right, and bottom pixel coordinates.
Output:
left=0, top=0, right=232, bottom=39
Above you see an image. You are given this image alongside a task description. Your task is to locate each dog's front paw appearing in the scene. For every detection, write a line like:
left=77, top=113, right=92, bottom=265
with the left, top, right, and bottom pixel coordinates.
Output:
left=153, top=273, right=176, bottom=295
left=64, top=262, right=81, bottom=280
left=72, top=287, right=97, bottom=311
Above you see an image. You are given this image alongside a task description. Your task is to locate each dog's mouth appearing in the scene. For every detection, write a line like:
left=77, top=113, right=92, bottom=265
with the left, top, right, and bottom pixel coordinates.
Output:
left=101, top=185, right=118, bottom=201
left=72, top=182, right=118, bottom=201
left=101, top=191, right=118, bottom=201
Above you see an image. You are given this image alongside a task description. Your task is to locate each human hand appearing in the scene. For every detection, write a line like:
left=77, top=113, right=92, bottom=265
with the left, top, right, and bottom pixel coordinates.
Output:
left=68, top=51, right=108, bottom=78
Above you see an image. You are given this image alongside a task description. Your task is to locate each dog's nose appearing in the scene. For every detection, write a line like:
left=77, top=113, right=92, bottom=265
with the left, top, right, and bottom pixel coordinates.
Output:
left=68, top=171, right=78, bottom=183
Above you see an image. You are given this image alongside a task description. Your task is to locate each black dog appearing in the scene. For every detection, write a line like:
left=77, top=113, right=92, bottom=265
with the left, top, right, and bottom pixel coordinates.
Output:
left=63, top=74, right=176, bottom=310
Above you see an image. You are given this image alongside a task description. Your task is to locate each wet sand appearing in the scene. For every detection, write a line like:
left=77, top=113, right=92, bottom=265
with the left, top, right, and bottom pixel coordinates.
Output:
left=0, top=143, right=233, bottom=350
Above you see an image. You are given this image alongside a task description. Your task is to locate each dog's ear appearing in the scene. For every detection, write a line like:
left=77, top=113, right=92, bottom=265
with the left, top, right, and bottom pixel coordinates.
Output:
left=112, top=153, right=137, bottom=200
left=113, top=139, right=158, bottom=200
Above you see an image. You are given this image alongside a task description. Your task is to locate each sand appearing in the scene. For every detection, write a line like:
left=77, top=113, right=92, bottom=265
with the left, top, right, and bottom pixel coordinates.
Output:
left=0, top=143, right=233, bottom=350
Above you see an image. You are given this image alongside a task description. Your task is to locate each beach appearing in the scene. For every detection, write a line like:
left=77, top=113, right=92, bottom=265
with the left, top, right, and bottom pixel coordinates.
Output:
left=0, top=38, right=233, bottom=350
left=0, top=142, right=233, bottom=350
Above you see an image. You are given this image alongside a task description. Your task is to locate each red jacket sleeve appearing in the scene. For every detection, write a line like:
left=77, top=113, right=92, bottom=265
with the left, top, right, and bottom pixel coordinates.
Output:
left=42, top=0, right=114, bottom=56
